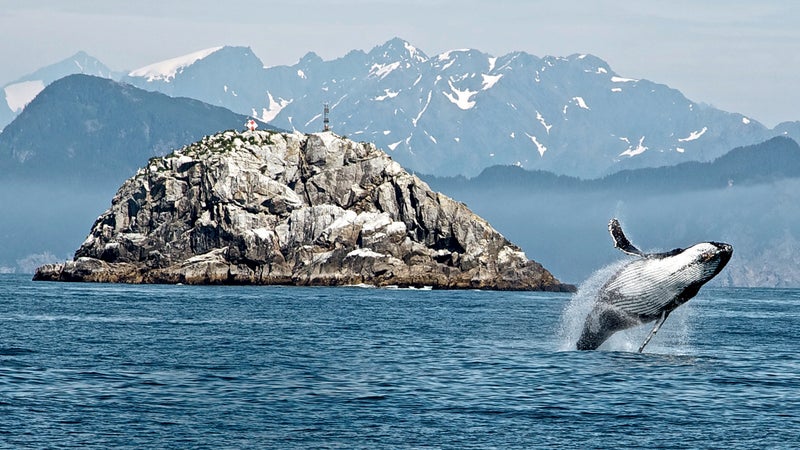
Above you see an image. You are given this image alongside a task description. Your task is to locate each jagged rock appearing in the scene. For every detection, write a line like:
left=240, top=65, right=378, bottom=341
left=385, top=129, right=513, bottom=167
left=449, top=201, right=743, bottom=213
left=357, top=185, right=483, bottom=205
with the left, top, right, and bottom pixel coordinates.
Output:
left=35, top=130, right=573, bottom=291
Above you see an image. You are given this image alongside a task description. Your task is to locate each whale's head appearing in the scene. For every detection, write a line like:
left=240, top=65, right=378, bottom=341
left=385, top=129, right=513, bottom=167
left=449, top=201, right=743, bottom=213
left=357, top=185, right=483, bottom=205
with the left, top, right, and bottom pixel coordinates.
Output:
left=676, top=241, right=733, bottom=284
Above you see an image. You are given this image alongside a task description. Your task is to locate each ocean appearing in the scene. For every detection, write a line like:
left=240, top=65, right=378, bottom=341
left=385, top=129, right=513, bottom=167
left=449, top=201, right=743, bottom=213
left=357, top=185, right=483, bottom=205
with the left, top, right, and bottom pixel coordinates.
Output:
left=0, top=274, right=798, bottom=449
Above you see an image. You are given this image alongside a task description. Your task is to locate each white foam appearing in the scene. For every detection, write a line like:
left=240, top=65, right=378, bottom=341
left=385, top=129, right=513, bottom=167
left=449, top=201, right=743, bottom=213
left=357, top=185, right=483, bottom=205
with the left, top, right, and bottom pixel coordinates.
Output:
left=557, top=260, right=627, bottom=351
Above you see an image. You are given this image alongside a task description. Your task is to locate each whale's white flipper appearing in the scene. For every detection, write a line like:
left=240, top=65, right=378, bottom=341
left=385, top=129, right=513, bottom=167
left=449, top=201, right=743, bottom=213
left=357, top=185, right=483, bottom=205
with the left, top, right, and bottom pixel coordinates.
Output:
left=638, top=309, right=669, bottom=353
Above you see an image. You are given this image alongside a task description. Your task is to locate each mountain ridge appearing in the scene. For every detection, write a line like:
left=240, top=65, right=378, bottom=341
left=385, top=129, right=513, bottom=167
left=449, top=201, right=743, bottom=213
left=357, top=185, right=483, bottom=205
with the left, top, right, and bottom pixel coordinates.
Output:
left=121, top=38, right=799, bottom=178
left=0, top=74, right=274, bottom=187
left=1, top=51, right=117, bottom=130
left=422, top=136, right=800, bottom=194
left=4, top=39, right=799, bottom=178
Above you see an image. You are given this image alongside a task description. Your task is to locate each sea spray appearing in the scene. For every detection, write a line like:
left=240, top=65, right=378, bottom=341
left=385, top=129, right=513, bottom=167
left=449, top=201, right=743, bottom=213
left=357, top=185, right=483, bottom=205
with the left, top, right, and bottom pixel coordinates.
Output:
left=556, top=260, right=627, bottom=351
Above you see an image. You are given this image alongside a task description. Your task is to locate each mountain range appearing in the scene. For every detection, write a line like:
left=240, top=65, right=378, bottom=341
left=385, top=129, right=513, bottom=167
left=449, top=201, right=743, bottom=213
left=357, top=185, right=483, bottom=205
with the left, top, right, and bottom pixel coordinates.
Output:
left=4, top=38, right=799, bottom=178
left=1, top=52, right=117, bottom=131
left=120, top=39, right=800, bottom=178
left=1, top=39, right=800, bottom=287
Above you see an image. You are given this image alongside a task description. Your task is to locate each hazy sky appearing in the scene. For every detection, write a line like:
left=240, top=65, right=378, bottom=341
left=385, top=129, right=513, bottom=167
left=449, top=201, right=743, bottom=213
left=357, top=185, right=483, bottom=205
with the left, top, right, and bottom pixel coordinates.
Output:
left=1, top=1, right=797, bottom=127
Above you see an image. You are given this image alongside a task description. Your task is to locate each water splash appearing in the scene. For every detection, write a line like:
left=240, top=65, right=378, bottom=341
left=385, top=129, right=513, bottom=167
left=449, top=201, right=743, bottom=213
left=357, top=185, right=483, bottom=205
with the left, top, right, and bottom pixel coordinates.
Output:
left=556, top=259, right=695, bottom=354
left=556, top=260, right=626, bottom=351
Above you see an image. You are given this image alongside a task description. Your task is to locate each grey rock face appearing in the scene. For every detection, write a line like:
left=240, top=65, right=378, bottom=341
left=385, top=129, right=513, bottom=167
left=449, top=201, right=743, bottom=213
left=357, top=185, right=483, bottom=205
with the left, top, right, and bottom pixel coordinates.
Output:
left=35, top=130, right=572, bottom=291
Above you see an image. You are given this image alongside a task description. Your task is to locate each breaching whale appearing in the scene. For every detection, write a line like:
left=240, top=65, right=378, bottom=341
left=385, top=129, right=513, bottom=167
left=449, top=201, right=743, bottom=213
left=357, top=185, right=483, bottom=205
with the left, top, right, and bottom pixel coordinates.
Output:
left=576, top=218, right=733, bottom=352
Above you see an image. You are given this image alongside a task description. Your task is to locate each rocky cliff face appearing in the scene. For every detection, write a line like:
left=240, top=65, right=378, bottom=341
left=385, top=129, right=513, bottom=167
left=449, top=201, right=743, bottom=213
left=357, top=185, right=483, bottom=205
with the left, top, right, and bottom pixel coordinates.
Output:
left=35, top=130, right=572, bottom=291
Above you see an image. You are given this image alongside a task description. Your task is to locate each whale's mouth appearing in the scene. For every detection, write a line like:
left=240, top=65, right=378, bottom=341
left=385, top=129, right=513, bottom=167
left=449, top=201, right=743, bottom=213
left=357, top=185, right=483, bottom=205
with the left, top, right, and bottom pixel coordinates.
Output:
left=712, top=242, right=733, bottom=259
left=707, top=242, right=733, bottom=274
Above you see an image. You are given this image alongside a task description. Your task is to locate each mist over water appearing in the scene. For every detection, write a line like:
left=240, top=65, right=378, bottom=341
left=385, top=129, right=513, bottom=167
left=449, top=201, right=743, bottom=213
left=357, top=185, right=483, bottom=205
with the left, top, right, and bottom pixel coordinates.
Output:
left=427, top=177, right=800, bottom=288
left=0, top=182, right=113, bottom=271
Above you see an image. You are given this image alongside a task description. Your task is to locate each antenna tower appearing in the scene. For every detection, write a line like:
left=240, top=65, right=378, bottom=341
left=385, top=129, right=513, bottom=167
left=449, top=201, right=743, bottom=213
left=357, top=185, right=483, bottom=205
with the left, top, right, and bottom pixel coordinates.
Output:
left=323, top=103, right=330, bottom=131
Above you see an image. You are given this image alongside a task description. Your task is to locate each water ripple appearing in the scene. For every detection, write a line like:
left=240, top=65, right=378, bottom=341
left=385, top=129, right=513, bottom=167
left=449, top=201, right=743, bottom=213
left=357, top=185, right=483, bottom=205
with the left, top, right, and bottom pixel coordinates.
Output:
left=0, top=275, right=798, bottom=448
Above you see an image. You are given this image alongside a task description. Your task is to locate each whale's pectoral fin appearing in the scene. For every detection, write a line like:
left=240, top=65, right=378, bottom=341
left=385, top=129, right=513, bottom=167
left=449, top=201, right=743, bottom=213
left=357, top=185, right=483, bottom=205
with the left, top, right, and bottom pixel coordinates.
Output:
left=609, top=218, right=644, bottom=257
left=638, top=310, right=671, bottom=353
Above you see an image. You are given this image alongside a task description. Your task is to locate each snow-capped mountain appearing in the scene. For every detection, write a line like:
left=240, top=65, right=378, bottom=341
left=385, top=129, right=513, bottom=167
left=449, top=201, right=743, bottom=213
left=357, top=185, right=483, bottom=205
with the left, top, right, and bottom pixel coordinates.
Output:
left=122, top=38, right=796, bottom=178
left=127, top=46, right=225, bottom=82
left=0, top=51, right=115, bottom=131
left=122, top=46, right=269, bottom=122
left=6, top=39, right=798, bottom=178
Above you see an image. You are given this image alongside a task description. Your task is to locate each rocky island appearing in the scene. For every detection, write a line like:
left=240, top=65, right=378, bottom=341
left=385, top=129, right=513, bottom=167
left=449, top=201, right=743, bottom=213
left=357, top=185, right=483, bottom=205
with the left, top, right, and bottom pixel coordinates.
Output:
left=35, top=130, right=573, bottom=291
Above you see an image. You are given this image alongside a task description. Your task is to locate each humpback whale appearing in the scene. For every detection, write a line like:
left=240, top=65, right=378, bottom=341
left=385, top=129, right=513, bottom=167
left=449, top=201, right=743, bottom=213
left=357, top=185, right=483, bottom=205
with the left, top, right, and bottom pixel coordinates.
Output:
left=576, top=219, right=733, bottom=352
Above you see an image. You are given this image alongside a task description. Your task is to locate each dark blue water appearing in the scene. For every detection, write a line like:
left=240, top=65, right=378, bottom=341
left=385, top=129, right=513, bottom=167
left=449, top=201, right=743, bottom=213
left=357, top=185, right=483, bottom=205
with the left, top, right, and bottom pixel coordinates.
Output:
left=1, top=274, right=798, bottom=448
